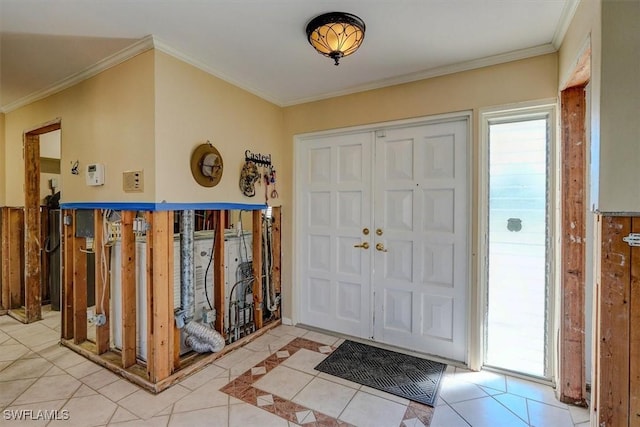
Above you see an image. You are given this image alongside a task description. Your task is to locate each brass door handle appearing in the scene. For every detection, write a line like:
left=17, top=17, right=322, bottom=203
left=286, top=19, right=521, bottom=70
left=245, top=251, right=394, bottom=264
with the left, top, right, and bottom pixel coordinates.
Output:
left=376, top=243, right=388, bottom=252
left=354, top=242, right=370, bottom=249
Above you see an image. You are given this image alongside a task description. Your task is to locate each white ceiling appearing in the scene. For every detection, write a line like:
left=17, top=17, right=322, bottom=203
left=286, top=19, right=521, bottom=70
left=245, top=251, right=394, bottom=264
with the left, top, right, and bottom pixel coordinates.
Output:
left=0, top=0, right=577, bottom=112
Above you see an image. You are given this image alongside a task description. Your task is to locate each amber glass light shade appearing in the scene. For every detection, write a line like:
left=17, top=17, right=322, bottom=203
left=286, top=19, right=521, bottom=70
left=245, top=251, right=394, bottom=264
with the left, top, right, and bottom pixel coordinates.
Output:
left=306, top=12, right=365, bottom=65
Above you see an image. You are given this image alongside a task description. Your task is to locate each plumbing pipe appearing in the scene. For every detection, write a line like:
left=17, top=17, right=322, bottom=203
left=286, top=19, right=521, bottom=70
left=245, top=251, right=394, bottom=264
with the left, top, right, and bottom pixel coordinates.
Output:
left=180, top=210, right=195, bottom=322
left=184, top=321, right=225, bottom=353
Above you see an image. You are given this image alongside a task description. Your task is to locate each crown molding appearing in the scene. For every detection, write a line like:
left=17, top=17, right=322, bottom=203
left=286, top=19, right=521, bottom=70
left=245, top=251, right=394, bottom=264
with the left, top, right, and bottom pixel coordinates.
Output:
left=281, top=43, right=557, bottom=107
left=0, top=35, right=155, bottom=113
left=151, top=36, right=282, bottom=106
left=552, top=0, right=581, bottom=49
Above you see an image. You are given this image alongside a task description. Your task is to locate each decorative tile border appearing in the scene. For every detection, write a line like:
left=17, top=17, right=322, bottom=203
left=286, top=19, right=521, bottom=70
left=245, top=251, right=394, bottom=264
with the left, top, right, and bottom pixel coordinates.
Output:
left=220, top=337, right=434, bottom=427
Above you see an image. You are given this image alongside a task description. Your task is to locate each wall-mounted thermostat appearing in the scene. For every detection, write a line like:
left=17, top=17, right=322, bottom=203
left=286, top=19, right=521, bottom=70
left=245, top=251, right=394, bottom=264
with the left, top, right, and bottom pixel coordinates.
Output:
left=86, top=163, right=105, bottom=186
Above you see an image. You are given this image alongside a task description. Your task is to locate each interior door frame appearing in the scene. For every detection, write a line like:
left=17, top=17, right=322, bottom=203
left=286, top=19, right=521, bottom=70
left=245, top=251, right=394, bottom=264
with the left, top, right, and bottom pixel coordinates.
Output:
left=293, top=111, right=473, bottom=361
left=21, top=119, right=62, bottom=324
left=478, top=100, right=557, bottom=381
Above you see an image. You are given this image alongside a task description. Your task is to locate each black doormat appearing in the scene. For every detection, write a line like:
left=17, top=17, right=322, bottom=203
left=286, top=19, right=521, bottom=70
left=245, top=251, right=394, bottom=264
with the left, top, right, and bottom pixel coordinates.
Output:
left=314, top=340, right=446, bottom=407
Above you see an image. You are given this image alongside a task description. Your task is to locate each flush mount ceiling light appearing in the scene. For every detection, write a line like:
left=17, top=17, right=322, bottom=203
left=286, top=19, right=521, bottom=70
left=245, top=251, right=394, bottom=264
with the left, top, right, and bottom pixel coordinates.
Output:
left=306, top=12, right=365, bottom=66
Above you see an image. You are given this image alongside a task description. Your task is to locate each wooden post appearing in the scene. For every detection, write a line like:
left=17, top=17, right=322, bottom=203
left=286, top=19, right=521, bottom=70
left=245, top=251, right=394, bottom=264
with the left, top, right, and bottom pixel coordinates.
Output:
left=596, top=216, right=630, bottom=426
left=145, top=212, right=155, bottom=379
left=1, top=208, right=10, bottom=311
left=72, top=212, right=88, bottom=344
left=40, top=207, right=50, bottom=305
left=61, top=210, right=74, bottom=340
left=272, top=207, right=282, bottom=317
left=94, top=210, right=110, bottom=354
left=150, top=211, right=174, bottom=382
left=213, top=210, right=226, bottom=335
left=121, top=211, right=137, bottom=368
left=8, top=209, right=24, bottom=311
left=252, top=210, right=263, bottom=329
left=630, top=217, right=640, bottom=425
left=24, top=133, right=41, bottom=323
left=559, top=85, right=587, bottom=404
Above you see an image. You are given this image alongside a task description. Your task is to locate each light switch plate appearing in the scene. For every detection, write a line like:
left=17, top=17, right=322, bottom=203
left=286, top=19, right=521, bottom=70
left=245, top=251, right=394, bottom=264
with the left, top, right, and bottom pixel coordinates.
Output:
left=123, top=170, right=144, bottom=192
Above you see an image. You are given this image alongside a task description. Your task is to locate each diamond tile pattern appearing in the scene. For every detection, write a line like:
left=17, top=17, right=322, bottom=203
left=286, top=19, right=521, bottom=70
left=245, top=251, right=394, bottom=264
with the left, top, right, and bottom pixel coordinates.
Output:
left=0, top=307, right=586, bottom=427
left=315, top=340, right=446, bottom=406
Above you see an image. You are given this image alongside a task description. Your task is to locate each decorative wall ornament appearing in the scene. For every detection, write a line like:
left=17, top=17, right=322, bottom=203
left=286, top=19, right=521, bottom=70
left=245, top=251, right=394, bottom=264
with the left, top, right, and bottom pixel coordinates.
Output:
left=190, top=142, right=224, bottom=187
left=239, top=161, right=260, bottom=197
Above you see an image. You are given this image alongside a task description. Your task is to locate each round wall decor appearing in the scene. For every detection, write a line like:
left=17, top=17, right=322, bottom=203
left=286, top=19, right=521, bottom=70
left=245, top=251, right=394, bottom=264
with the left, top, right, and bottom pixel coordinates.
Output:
left=190, top=143, right=224, bottom=187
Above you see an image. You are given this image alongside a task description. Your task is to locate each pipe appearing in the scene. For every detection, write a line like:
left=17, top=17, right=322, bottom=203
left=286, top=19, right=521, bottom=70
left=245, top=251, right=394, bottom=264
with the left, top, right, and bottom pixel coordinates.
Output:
left=184, top=321, right=225, bottom=353
left=180, top=210, right=195, bottom=322
left=177, top=210, right=225, bottom=354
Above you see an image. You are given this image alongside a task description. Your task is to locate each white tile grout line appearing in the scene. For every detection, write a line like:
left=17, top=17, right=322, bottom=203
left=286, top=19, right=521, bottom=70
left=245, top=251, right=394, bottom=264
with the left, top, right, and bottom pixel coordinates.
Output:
left=2, top=317, right=586, bottom=427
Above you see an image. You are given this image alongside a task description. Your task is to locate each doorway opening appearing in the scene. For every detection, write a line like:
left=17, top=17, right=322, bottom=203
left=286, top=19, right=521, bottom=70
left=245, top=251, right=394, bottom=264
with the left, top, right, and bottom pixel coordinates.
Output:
left=482, top=107, right=554, bottom=379
left=20, top=120, right=61, bottom=323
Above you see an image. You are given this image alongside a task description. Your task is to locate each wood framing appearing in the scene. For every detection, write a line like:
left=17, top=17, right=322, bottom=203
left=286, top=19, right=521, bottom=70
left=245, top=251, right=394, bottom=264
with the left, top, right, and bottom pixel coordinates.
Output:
left=72, top=213, right=88, bottom=344
left=631, top=218, right=640, bottom=426
left=559, top=85, right=587, bottom=404
left=94, top=210, right=110, bottom=354
left=40, top=207, right=50, bottom=305
left=149, top=210, right=174, bottom=382
left=23, top=133, right=42, bottom=323
left=0, top=209, right=5, bottom=314
left=596, top=216, right=631, bottom=425
left=1, top=208, right=12, bottom=311
left=120, top=211, right=136, bottom=368
left=252, top=210, right=263, bottom=329
left=6, top=209, right=25, bottom=312
left=272, top=207, right=282, bottom=297
left=61, top=210, right=74, bottom=339
left=56, top=207, right=283, bottom=392
left=145, top=212, right=155, bottom=380
left=213, top=210, right=226, bottom=335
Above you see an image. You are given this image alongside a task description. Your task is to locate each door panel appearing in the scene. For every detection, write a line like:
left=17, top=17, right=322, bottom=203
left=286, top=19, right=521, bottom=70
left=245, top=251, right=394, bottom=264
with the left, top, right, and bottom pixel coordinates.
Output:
left=299, top=133, right=373, bottom=338
left=373, top=120, right=468, bottom=361
left=298, top=117, right=468, bottom=362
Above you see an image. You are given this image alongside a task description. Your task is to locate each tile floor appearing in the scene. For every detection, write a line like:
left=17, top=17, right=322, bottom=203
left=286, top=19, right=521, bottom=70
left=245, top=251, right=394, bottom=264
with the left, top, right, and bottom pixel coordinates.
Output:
left=0, top=308, right=591, bottom=426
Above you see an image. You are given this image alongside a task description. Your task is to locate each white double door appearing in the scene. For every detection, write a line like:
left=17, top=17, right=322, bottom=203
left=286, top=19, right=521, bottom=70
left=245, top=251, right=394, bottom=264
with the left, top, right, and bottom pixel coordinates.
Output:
left=297, top=117, right=469, bottom=362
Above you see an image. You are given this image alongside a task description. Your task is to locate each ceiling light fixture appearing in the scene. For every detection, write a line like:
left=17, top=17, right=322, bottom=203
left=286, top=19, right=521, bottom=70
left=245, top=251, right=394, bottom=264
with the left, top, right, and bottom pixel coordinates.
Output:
left=306, top=12, right=366, bottom=66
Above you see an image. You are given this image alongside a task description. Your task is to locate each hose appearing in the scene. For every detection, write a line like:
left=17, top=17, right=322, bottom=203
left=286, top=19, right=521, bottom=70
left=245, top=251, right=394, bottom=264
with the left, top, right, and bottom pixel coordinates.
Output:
left=183, top=320, right=225, bottom=353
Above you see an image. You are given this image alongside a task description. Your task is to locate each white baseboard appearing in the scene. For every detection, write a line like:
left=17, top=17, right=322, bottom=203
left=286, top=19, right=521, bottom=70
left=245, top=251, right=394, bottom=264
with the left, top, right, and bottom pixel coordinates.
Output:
left=281, top=317, right=293, bottom=326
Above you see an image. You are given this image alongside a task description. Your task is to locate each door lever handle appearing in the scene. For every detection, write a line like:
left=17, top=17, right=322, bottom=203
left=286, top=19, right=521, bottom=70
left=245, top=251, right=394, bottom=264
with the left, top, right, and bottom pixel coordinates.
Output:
left=375, top=243, right=388, bottom=252
left=354, top=242, right=370, bottom=249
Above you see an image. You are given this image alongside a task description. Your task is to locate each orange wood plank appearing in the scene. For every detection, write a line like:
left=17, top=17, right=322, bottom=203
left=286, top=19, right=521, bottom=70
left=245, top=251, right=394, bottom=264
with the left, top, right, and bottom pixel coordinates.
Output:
left=145, top=212, right=155, bottom=380
left=630, top=217, right=640, bottom=426
left=559, top=85, right=587, bottom=404
left=72, top=215, right=88, bottom=344
left=213, top=210, right=226, bottom=335
left=94, top=210, right=110, bottom=354
left=252, top=210, right=263, bottom=330
left=61, top=210, right=75, bottom=340
left=150, top=211, right=172, bottom=381
left=597, top=216, right=631, bottom=426
left=23, top=133, right=42, bottom=323
left=120, top=211, right=137, bottom=368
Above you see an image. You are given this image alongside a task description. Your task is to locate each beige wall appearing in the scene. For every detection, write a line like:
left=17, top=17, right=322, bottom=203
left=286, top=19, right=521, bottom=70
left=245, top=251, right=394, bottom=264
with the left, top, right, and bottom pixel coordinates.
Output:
left=281, top=53, right=559, bottom=321
left=559, top=0, right=640, bottom=213
left=153, top=51, right=284, bottom=205
left=598, top=0, right=640, bottom=212
left=3, top=50, right=156, bottom=206
left=0, top=112, right=5, bottom=206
